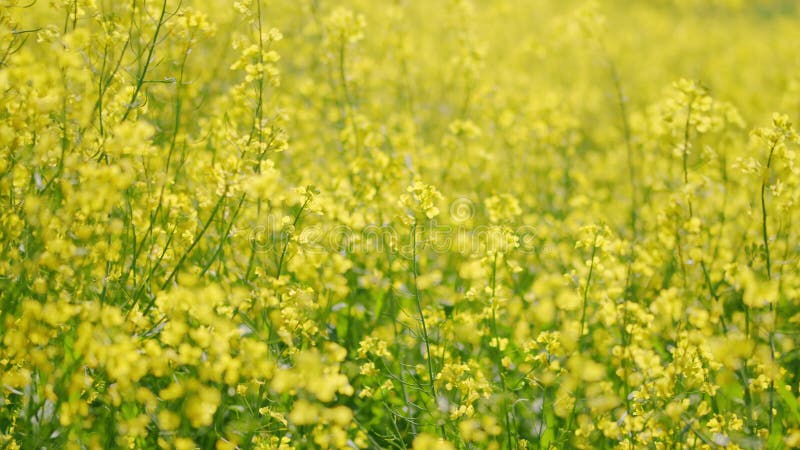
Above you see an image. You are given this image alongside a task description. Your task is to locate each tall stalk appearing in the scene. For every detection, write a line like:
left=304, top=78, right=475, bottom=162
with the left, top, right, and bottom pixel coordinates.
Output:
left=410, top=223, right=439, bottom=429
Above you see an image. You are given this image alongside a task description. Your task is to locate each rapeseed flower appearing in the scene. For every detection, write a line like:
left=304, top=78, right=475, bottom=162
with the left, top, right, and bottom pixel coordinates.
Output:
left=2, top=0, right=800, bottom=448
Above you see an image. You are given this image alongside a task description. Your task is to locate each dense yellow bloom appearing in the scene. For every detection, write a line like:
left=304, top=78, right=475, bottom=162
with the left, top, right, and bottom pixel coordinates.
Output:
left=400, top=180, right=444, bottom=221
left=2, top=0, right=800, bottom=448
left=413, top=433, right=456, bottom=450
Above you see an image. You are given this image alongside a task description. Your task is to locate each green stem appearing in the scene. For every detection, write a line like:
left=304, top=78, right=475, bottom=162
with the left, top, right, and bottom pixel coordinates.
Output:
left=761, top=141, right=776, bottom=437
left=488, top=253, right=514, bottom=450
left=578, top=232, right=599, bottom=343
left=276, top=195, right=311, bottom=279
left=121, top=0, right=169, bottom=122
left=410, top=223, right=438, bottom=413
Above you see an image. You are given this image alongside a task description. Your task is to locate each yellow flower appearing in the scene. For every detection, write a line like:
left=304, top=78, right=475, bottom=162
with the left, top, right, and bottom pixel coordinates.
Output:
left=174, top=438, right=197, bottom=450
left=158, top=410, right=181, bottom=431
left=288, top=399, right=319, bottom=426
left=412, top=433, right=455, bottom=450
left=185, top=385, right=221, bottom=428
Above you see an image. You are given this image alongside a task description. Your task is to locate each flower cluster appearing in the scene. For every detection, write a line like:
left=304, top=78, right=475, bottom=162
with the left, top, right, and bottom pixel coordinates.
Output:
left=2, top=0, right=800, bottom=449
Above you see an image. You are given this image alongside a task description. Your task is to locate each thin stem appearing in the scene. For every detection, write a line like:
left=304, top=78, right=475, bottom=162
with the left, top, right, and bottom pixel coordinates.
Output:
left=761, top=141, right=777, bottom=436
left=682, top=98, right=694, bottom=217
left=410, top=223, right=438, bottom=412
left=760, top=142, right=776, bottom=281
left=156, top=188, right=228, bottom=292
left=275, top=195, right=311, bottom=279
left=386, top=246, right=418, bottom=437
left=608, top=61, right=637, bottom=238
left=200, top=193, right=247, bottom=276
left=578, top=232, right=599, bottom=343
left=121, top=0, right=168, bottom=122
left=488, top=253, right=514, bottom=450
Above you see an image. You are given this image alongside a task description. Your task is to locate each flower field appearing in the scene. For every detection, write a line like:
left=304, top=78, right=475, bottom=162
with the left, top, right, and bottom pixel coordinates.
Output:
left=3, top=0, right=800, bottom=448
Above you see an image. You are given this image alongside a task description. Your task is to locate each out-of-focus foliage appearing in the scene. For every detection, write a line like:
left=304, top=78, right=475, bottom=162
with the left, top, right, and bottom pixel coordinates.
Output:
left=2, top=0, right=800, bottom=448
